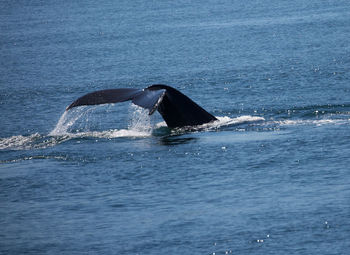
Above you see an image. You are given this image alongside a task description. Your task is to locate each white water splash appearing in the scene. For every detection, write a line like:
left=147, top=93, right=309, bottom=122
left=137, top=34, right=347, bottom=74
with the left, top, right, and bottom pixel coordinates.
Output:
left=0, top=106, right=154, bottom=151
left=48, top=105, right=153, bottom=139
left=48, top=109, right=265, bottom=141
left=3, top=107, right=350, bottom=151
left=127, top=104, right=153, bottom=134
left=49, top=108, right=92, bottom=136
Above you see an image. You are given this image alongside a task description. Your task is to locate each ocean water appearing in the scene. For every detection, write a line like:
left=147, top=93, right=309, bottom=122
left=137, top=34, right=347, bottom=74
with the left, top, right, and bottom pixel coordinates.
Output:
left=1, top=0, right=350, bottom=254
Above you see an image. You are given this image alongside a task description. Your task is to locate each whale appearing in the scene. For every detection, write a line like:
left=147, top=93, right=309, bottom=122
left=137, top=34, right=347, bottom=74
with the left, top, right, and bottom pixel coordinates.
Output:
left=66, top=84, right=217, bottom=128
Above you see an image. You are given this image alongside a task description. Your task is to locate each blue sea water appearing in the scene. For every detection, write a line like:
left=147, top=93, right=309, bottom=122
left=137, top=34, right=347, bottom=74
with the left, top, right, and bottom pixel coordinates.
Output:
left=1, top=0, right=350, bottom=254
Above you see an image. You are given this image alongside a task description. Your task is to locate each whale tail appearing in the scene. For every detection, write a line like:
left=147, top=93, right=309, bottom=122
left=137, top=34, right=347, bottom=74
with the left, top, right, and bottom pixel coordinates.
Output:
left=66, top=84, right=217, bottom=128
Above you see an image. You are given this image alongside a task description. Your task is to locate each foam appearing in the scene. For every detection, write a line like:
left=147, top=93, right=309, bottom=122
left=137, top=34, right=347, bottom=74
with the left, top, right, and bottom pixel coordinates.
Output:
left=0, top=133, right=41, bottom=150
left=5, top=109, right=349, bottom=151
left=0, top=115, right=264, bottom=150
left=175, top=115, right=265, bottom=132
left=271, top=118, right=350, bottom=127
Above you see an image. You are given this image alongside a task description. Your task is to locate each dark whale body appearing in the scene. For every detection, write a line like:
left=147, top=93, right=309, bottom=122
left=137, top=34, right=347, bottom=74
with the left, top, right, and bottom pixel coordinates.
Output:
left=66, top=84, right=217, bottom=128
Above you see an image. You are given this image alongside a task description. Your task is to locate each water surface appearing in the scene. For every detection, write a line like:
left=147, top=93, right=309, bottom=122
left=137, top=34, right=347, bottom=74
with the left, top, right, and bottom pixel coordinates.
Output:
left=1, top=0, right=350, bottom=254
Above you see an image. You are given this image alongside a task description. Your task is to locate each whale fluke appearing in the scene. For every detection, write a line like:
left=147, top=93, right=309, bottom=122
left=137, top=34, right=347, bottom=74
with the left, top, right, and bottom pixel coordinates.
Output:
left=66, top=84, right=217, bottom=128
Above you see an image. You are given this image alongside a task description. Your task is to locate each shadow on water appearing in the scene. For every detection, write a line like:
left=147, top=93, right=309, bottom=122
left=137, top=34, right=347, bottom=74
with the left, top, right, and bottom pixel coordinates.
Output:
left=151, top=126, right=171, bottom=136
left=159, top=136, right=198, bottom=146
left=151, top=126, right=198, bottom=146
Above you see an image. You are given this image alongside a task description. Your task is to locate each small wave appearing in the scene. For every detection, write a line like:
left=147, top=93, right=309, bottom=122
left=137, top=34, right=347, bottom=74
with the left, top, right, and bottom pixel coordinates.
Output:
left=0, top=133, right=71, bottom=151
left=271, top=117, right=350, bottom=127
left=59, top=115, right=264, bottom=138
left=0, top=133, right=41, bottom=150
left=4, top=114, right=348, bottom=151
left=0, top=155, right=69, bottom=164
left=0, top=129, right=152, bottom=151
left=0, top=115, right=263, bottom=151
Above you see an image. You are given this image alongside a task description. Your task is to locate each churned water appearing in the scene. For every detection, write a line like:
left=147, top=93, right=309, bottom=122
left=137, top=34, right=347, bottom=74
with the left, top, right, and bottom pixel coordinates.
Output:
left=1, top=0, right=350, bottom=254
